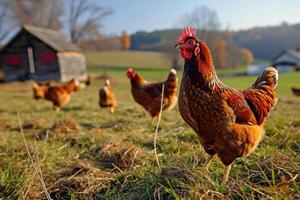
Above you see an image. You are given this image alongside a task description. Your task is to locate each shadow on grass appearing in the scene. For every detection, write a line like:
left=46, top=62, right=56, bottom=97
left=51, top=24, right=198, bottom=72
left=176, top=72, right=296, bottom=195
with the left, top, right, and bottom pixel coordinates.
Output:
left=100, top=119, right=127, bottom=130
left=80, top=122, right=97, bottom=130
left=62, top=106, right=83, bottom=112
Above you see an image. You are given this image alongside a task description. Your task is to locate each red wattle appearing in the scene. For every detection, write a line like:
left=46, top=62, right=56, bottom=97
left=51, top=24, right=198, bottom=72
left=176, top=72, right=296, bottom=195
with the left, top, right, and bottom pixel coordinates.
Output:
left=181, top=50, right=193, bottom=59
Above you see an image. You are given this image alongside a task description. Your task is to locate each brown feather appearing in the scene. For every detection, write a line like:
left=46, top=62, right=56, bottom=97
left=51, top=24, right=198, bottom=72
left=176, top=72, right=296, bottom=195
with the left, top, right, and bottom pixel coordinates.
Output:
left=99, top=84, right=117, bottom=109
left=129, top=69, right=178, bottom=118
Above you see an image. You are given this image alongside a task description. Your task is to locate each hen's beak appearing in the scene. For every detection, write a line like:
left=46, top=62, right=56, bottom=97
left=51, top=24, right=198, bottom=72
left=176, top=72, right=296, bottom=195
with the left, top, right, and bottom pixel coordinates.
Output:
left=175, top=43, right=183, bottom=49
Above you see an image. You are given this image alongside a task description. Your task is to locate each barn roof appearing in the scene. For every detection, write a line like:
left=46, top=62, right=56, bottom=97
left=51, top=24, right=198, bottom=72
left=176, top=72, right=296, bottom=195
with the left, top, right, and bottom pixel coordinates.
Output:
left=285, top=49, right=300, bottom=60
left=0, top=25, right=81, bottom=53
left=272, top=49, right=300, bottom=63
left=23, top=25, right=81, bottom=52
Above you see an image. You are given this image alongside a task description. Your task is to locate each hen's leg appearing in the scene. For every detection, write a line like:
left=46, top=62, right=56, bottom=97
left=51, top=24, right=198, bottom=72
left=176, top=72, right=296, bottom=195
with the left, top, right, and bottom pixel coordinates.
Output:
left=203, top=154, right=214, bottom=169
left=151, top=116, right=157, bottom=124
left=110, top=107, right=115, bottom=113
left=53, top=105, right=60, bottom=112
left=222, top=163, right=232, bottom=185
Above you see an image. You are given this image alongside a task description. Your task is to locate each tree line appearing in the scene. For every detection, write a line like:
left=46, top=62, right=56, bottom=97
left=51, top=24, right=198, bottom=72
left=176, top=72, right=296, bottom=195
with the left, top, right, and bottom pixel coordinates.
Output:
left=0, top=0, right=112, bottom=45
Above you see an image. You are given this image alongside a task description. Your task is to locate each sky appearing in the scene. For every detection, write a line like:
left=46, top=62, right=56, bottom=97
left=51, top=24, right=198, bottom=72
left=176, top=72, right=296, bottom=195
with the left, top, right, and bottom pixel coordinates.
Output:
left=98, top=0, right=300, bottom=35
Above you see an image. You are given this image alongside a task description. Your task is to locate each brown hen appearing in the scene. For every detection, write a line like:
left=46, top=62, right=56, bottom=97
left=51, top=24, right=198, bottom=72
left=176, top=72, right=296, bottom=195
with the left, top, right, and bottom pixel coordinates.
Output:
left=291, top=87, right=300, bottom=96
left=85, top=75, right=93, bottom=86
left=175, top=27, right=278, bottom=184
left=33, top=79, right=84, bottom=111
left=127, top=68, right=178, bottom=121
left=99, top=79, right=117, bottom=113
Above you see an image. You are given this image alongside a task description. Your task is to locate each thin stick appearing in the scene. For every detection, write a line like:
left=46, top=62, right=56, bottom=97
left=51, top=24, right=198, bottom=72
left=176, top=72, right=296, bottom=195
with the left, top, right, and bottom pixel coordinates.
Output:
left=17, top=113, right=52, bottom=200
left=154, top=84, right=165, bottom=169
left=34, top=140, right=50, bottom=199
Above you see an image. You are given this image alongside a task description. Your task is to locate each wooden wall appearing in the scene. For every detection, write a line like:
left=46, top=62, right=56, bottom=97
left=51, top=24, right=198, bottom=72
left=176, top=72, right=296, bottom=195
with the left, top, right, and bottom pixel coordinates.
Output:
left=58, top=52, right=86, bottom=82
left=0, top=30, right=60, bottom=81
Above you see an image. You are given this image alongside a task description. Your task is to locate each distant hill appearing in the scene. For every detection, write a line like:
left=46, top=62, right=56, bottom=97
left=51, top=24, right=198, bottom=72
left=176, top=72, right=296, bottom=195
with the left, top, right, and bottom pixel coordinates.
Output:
left=131, top=29, right=181, bottom=51
left=231, top=23, right=300, bottom=59
left=131, top=23, right=300, bottom=60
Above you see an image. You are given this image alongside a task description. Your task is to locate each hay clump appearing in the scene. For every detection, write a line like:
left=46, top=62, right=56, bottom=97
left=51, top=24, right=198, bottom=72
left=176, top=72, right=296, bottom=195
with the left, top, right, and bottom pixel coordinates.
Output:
left=96, top=141, right=146, bottom=170
left=22, top=119, right=46, bottom=130
left=35, top=119, right=81, bottom=140
left=25, top=161, right=112, bottom=200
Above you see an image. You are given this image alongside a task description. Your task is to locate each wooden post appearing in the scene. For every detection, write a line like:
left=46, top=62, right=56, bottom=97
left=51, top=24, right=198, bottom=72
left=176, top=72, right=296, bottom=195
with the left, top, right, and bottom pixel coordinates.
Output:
left=27, top=47, right=35, bottom=74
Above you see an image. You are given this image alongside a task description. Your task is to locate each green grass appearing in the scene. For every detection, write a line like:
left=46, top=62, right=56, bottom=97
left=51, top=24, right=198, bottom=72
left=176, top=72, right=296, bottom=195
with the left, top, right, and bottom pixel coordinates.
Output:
left=86, top=50, right=172, bottom=69
left=0, top=51, right=300, bottom=199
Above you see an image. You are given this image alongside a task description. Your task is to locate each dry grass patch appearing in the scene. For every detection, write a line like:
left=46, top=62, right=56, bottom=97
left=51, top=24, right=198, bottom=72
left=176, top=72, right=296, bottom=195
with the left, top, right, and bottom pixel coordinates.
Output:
left=35, top=119, right=81, bottom=140
left=96, top=141, right=146, bottom=171
left=24, top=161, right=112, bottom=200
left=0, top=120, right=9, bottom=132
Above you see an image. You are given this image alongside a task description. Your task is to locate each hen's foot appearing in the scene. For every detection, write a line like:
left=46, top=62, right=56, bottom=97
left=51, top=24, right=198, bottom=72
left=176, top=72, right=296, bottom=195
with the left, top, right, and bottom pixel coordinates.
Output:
left=222, top=164, right=232, bottom=185
left=203, top=154, right=214, bottom=170
left=110, top=107, right=115, bottom=113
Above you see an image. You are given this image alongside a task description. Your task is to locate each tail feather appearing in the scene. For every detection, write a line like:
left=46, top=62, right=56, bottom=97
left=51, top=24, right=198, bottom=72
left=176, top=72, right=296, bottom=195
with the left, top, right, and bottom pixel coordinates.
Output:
left=242, top=67, right=278, bottom=125
left=166, top=68, right=177, bottom=84
left=253, top=67, right=278, bottom=90
left=170, top=68, right=177, bottom=75
left=164, top=68, right=178, bottom=95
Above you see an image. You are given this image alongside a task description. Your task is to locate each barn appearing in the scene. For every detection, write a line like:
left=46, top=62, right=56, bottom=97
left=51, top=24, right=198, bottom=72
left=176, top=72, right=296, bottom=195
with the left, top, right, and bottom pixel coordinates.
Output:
left=0, top=25, right=86, bottom=82
left=272, top=49, right=300, bottom=72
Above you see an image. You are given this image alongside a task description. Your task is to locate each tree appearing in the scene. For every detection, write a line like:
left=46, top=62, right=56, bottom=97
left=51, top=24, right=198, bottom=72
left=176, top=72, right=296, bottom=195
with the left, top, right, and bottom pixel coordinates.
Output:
left=177, top=6, right=252, bottom=69
left=179, top=6, right=221, bottom=42
left=67, top=0, right=113, bottom=43
left=240, top=48, right=254, bottom=65
left=0, top=1, right=15, bottom=43
left=175, top=6, right=227, bottom=68
left=11, top=0, right=63, bottom=30
left=121, top=31, right=131, bottom=50
left=213, top=39, right=228, bottom=68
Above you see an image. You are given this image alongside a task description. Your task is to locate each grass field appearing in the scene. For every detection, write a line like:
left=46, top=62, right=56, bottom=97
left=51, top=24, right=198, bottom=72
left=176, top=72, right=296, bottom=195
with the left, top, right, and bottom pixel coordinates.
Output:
left=0, top=51, right=300, bottom=199
left=86, top=51, right=172, bottom=69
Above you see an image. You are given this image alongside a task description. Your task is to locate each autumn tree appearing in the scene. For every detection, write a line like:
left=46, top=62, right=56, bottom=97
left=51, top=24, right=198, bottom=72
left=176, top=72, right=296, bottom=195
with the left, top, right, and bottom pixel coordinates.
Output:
left=213, top=39, right=228, bottom=68
left=67, top=0, right=113, bottom=43
left=240, top=48, right=254, bottom=65
left=10, top=0, right=63, bottom=30
left=121, top=31, right=131, bottom=50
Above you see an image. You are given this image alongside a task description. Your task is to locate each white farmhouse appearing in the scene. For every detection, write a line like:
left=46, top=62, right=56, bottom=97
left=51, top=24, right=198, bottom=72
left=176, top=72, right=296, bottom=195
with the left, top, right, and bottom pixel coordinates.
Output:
left=272, top=49, right=300, bottom=72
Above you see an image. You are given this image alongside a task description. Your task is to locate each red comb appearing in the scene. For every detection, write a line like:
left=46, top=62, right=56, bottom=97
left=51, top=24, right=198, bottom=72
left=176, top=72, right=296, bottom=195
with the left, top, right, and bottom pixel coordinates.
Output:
left=178, top=26, right=197, bottom=43
left=127, top=68, right=133, bottom=72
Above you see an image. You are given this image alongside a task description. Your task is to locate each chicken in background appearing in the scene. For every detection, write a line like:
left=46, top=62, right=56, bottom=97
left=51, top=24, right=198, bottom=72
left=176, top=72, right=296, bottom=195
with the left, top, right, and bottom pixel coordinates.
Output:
left=99, top=79, right=117, bottom=113
left=127, top=68, right=178, bottom=122
left=291, top=87, right=300, bottom=96
left=32, top=79, right=84, bottom=111
left=32, top=81, right=51, bottom=100
left=175, top=27, right=278, bottom=184
left=85, top=75, right=93, bottom=86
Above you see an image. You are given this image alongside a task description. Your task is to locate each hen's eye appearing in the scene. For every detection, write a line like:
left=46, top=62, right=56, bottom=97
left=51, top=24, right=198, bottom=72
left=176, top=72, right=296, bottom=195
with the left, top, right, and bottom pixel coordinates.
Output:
left=186, top=39, right=195, bottom=45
